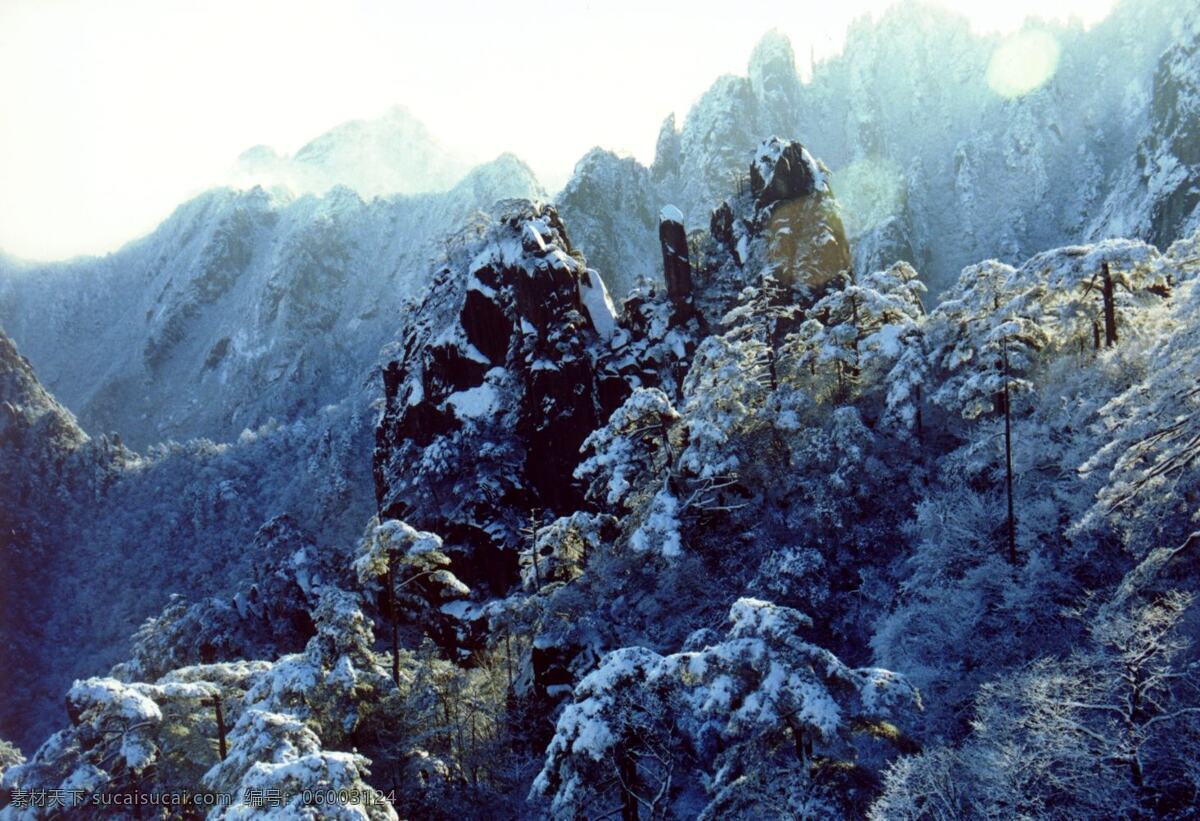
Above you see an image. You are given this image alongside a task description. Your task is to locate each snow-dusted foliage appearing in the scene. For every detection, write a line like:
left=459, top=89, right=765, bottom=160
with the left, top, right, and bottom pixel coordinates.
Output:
left=201, top=589, right=396, bottom=820
left=1, top=586, right=398, bottom=819
left=874, top=540, right=1200, bottom=818
left=1079, top=249, right=1200, bottom=549
left=576, top=388, right=680, bottom=508
left=792, top=261, right=926, bottom=403
left=1, top=661, right=267, bottom=817
left=5, top=66, right=1200, bottom=817
left=533, top=598, right=919, bottom=819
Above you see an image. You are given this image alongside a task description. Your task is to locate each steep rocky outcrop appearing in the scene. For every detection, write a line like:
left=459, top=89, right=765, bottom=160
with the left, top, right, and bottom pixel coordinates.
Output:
left=374, top=204, right=619, bottom=591
left=0, top=329, right=91, bottom=474
left=651, top=114, right=682, bottom=184
left=754, top=139, right=851, bottom=293
left=658, top=205, right=694, bottom=320
left=695, top=138, right=851, bottom=319
left=557, top=149, right=660, bottom=298
left=750, top=137, right=818, bottom=206
left=372, top=202, right=698, bottom=653
left=748, top=30, right=804, bottom=139
left=375, top=146, right=846, bottom=650
left=1092, top=12, right=1200, bottom=248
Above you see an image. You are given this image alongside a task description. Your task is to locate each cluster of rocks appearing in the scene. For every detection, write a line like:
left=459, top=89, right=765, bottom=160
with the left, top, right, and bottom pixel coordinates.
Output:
left=372, top=138, right=851, bottom=661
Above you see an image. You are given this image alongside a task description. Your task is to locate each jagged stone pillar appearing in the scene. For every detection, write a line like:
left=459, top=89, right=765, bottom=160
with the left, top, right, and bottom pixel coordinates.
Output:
left=659, top=205, right=694, bottom=322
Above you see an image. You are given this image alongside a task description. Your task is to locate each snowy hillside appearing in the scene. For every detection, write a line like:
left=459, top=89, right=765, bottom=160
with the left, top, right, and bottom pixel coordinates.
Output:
left=0, top=154, right=543, bottom=449
left=0, top=325, right=380, bottom=754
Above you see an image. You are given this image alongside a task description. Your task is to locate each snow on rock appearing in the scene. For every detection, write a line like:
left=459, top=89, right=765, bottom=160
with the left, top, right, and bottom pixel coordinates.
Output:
left=373, top=202, right=697, bottom=661
left=446, top=381, right=499, bottom=419
left=577, top=268, right=617, bottom=340
left=750, top=136, right=821, bottom=206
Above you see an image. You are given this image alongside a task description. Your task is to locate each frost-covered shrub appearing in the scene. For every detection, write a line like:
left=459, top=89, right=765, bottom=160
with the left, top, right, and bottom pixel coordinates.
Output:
left=576, top=387, right=680, bottom=509
left=534, top=598, right=920, bottom=819
left=1, top=661, right=267, bottom=817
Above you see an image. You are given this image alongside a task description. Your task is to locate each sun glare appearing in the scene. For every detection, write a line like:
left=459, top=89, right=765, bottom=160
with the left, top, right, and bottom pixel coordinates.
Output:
left=986, top=30, right=1062, bottom=98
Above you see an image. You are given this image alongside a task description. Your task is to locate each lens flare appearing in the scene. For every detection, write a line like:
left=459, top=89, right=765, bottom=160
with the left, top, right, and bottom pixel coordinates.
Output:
left=986, top=30, right=1061, bottom=98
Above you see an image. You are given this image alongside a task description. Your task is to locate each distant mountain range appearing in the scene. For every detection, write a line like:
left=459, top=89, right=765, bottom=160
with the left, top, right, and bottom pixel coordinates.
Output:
left=0, top=155, right=542, bottom=449
left=561, top=0, right=1200, bottom=295
left=233, top=104, right=471, bottom=198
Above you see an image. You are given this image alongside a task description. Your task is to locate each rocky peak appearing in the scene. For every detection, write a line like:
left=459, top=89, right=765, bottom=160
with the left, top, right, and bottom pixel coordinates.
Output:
left=371, top=203, right=702, bottom=656
left=652, top=114, right=682, bottom=183
left=658, top=205, right=695, bottom=321
left=750, top=136, right=820, bottom=206
left=555, top=149, right=658, bottom=298
left=238, top=104, right=470, bottom=198
left=373, top=202, right=623, bottom=597
left=0, top=330, right=88, bottom=455
left=703, top=138, right=850, bottom=304
left=748, top=30, right=802, bottom=136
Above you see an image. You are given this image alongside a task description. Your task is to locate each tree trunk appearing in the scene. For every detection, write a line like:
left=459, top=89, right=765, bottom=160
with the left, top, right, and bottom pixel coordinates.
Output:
left=386, top=558, right=400, bottom=687
left=766, top=317, right=779, bottom=391
left=616, top=744, right=640, bottom=821
left=849, top=291, right=862, bottom=379
left=211, top=695, right=227, bottom=761
left=915, top=384, right=924, bottom=444
left=1002, top=339, right=1017, bottom=565
left=1102, top=262, right=1118, bottom=347
left=505, top=631, right=514, bottom=692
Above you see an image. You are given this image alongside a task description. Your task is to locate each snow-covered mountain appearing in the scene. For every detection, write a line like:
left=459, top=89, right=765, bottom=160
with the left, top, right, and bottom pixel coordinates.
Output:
left=0, top=154, right=543, bottom=449
left=234, top=105, right=470, bottom=198
left=7, top=140, right=1200, bottom=814
left=562, top=0, right=1200, bottom=295
left=4, top=2, right=1200, bottom=814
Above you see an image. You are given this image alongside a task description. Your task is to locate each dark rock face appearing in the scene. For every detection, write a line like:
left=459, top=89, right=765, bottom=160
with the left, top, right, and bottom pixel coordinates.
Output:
left=658, top=207, right=695, bottom=321
left=373, top=203, right=626, bottom=602
left=372, top=202, right=701, bottom=658
left=710, top=200, right=736, bottom=250
left=750, top=138, right=818, bottom=207
left=1145, top=31, right=1200, bottom=248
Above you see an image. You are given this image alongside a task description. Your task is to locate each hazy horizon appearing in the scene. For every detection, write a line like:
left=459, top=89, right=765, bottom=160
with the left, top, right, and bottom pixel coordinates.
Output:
left=1, top=0, right=1116, bottom=262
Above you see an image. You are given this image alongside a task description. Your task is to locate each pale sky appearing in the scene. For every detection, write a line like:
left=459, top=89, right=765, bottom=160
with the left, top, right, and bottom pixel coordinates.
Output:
left=0, top=0, right=1116, bottom=261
